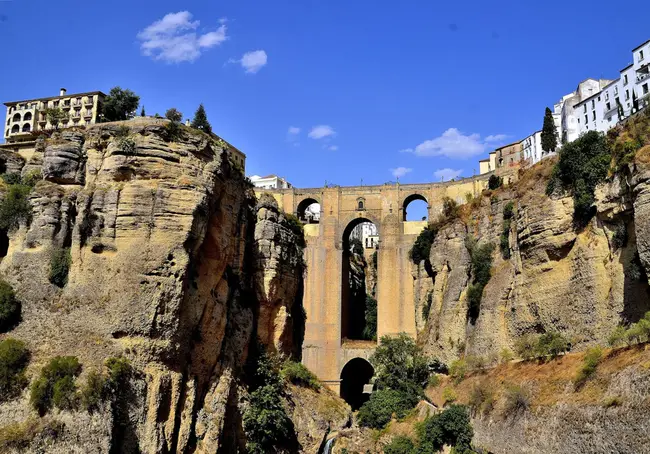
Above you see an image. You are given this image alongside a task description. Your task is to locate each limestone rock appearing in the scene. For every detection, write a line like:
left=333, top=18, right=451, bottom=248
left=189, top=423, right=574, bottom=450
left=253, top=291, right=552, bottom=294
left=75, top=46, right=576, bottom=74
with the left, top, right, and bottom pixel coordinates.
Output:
left=42, top=131, right=86, bottom=184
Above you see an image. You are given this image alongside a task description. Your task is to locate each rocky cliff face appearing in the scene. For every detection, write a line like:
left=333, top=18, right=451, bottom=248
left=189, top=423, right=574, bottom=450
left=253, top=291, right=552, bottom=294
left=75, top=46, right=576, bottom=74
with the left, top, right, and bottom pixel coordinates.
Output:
left=0, top=119, right=338, bottom=453
left=418, top=161, right=650, bottom=366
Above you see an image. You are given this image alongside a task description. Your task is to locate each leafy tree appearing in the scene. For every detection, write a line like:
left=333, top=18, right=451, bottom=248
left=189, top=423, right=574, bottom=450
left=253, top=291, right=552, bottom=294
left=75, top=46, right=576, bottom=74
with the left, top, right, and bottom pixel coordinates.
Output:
left=546, top=130, right=611, bottom=226
left=48, top=247, right=71, bottom=288
left=140, top=106, right=146, bottom=117
left=370, top=333, right=430, bottom=396
left=417, top=405, right=474, bottom=453
left=30, top=356, right=81, bottom=415
left=488, top=174, right=503, bottom=190
left=0, top=280, right=20, bottom=332
left=466, top=241, right=495, bottom=322
left=280, top=361, right=320, bottom=390
left=384, top=435, right=416, bottom=454
left=45, top=108, right=68, bottom=130
left=357, top=389, right=419, bottom=429
left=165, top=108, right=183, bottom=123
left=409, top=224, right=438, bottom=264
left=0, top=183, right=32, bottom=231
left=541, top=107, right=558, bottom=153
left=0, top=338, right=29, bottom=402
left=535, top=331, right=570, bottom=359
left=191, top=103, right=212, bottom=134
left=101, top=87, right=140, bottom=122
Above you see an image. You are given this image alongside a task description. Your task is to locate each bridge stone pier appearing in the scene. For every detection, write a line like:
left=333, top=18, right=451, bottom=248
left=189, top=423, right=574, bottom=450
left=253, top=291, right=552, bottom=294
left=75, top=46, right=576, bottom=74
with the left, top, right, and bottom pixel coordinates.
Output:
left=262, top=174, right=496, bottom=395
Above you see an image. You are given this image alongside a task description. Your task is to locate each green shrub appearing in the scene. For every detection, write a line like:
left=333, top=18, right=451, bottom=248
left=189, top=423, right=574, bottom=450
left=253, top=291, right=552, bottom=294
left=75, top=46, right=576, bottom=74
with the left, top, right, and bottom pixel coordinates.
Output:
left=608, top=325, right=626, bottom=347
left=417, top=405, right=474, bottom=453
left=422, top=291, right=433, bottom=322
left=442, top=197, right=459, bottom=219
left=0, top=280, right=21, bottom=332
left=535, top=331, right=570, bottom=359
left=500, top=206, right=513, bottom=259
left=30, top=356, right=81, bottom=415
left=243, top=345, right=293, bottom=454
left=488, top=175, right=502, bottom=190
left=409, top=224, right=438, bottom=264
left=0, top=418, right=65, bottom=451
left=164, top=120, right=183, bottom=142
left=503, top=202, right=514, bottom=220
left=442, top=386, right=457, bottom=404
left=515, top=334, right=538, bottom=360
left=612, top=223, right=628, bottom=250
left=466, top=355, right=486, bottom=371
left=428, top=374, right=440, bottom=388
left=1, top=173, right=21, bottom=185
left=370, top=333, right=430, bottom=396
left=449, top=359, right=467, bottom=383
left=499, top=348, right=514, bottom=363
left=48, top=247, right=71, bottom=288
left=280, top=361, right=320, bottom=390
left=575, top=347, right=603, bottom=386
left=21, top=170, right=42, bottom=188
left=384, top=435, right=416, bottom=454
left=81, top=370, right=106, bottom=412
left=0, top=338, right=30, bottom=402
left=546, top=131, right=611, bottom=227
left=362, top=295, right=377, bottom=341
left=0, top=183, right=32, bottom=231
left=468, top=382, right=495, bottom=415
left=80, top=357, right=131, bottom=413
left=466, top=242, right=495, bottom=321
left=357, top=389, right=419, bottom=429
left=282, top=213, right=306, bottom=248
left=502, top=384, right=530, bottom=415
left=602, top=396, right=622, bottom=408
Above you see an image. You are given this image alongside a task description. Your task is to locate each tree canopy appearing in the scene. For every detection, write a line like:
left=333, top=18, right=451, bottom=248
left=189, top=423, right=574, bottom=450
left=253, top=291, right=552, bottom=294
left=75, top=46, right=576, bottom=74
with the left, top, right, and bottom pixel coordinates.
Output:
left=101, top=87, right=140, bottom=122
left=541, top=107, right=558, bottom=153
left=165, top=108, right=182, bottom=123
left=191, top=103, right=212, bottom=134
left=45, top=108, right=68, bottom=130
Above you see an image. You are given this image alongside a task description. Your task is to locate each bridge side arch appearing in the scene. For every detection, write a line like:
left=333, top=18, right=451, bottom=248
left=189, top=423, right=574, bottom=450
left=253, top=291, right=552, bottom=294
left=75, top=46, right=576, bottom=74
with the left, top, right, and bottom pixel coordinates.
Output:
left=340, top=357, right=374, bottom=409
left=401, top=193, right=429, bottom=221
left=296, top=196, right=321, bottom=222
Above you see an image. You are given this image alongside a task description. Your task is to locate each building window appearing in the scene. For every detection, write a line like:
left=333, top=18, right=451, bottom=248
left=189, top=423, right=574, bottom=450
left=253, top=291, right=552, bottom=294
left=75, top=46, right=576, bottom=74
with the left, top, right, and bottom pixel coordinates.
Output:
left=12, top=113, right=20, bottom=122
left=626, top=90, right=630, bottom=100
left=641, top=50, right=645, bottom=61
left=606, top=102, right=611, bottom=111
left=22, top=124, right=31, bottom=132
left=11, top=125, right=19, bottom=133
left=605, top=91, right=609, bottom=101
left=591, top=100, right=595, bottom=109
left=644, top=83, right=649, bottom=95
left=624, top=74, right=628, bottom=85
left=592, top=111, right=596, bottom=121
left=584, top=115, right=588, bottom=124
left=614, top=86, right=619, bottom=96
left=583, top=104, right=587, bottom=113
left=23, top=112, right=32, bottom=121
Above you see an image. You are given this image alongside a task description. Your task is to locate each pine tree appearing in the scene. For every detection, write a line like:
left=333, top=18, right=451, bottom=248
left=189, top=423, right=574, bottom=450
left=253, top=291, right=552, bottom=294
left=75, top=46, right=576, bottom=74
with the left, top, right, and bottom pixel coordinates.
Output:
left=541, top=107, right=558, bottom=153
left=140, top=106, right=145, bottom=117
left=191, top=104, right=212, bottom=135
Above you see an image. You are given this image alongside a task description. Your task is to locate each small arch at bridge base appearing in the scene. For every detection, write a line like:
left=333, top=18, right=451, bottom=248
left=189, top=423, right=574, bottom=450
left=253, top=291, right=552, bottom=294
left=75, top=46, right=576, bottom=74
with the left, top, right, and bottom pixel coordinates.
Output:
left=340, top=358, right=374, bottom=410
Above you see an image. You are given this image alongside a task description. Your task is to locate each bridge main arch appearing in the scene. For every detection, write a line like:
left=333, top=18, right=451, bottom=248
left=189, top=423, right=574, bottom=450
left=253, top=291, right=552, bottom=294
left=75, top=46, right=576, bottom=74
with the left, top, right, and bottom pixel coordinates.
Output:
left=340, top=358, right=374, bottom=410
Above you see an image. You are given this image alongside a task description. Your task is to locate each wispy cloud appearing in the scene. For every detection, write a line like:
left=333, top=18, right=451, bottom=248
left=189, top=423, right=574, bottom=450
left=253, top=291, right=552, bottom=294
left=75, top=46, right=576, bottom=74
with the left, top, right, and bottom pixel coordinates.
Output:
left=401, top=128, right=508, bottom=159
left=328, top=145, right=339, bottom=151
left=137, top=11, right=228, bottom=63
left=287, top=126, right=300, bottom=145
left=434, top=168, right=463, bottom=181
left=287, top=126, right=300, bottom=135
left=391, top=167, right=412, bottom=179
left=237, top=50, right=268, bottom=74
left=308, top=125, right=336, bottom=140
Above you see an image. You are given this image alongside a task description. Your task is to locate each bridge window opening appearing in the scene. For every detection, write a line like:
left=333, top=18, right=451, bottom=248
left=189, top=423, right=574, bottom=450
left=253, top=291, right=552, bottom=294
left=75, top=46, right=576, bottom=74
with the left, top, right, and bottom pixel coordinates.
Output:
left=403, top=195, right=429, bottom=221
left=357, top=200, right=365, bottom=210
left=342, top=219, right=378, bottom=342
left=297, top=198, right=320, bottom=224
left=340, top=358, right=374, bottom=410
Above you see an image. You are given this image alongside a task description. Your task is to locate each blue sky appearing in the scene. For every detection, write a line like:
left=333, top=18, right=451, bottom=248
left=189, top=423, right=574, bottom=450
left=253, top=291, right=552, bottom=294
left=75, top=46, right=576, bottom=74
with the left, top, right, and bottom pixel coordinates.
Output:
left=1, top=0, right=649, bottom=190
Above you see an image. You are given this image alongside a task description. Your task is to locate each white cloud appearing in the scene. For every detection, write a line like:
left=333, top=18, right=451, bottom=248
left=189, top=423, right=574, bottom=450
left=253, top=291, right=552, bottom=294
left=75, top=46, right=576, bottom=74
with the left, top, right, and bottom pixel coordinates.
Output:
left=308, top=125, right=336, bottom=140
left=137, top=11, right=228, bottom=63
left=434, top=168, right=463, bottom=181
left=287, top=126, right=301, bottom=135
left=391, top=167, right=412, bottom=178
left=328, top=145, right=339, bottom=151
left=239, top=50, right=268, bottom=74
left=485, top=134, right=509, bottom=143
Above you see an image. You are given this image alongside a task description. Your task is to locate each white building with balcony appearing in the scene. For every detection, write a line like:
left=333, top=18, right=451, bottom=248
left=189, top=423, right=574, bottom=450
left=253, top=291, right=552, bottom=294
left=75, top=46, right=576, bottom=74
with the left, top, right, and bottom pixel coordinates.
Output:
left=249, top=174, right=293, bottom=190
left=521, top=130, right=548, bottom=165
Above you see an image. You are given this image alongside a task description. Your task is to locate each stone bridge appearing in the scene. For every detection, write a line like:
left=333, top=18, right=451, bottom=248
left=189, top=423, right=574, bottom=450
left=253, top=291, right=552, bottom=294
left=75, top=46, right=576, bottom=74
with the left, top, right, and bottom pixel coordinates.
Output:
left=262, top=172, right=504, bottom=402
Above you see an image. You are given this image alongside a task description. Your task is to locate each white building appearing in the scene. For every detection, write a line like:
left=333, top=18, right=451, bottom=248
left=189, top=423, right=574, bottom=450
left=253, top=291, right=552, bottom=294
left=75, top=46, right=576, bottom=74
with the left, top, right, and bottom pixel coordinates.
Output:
left=249, top=174, right=292, bottom=190
left=556, top=78, right=614, bottom=144
left=574, top=39, right=650, bottom=138
left=350, top=222, right=379, bottom=249
left=521, top=130, right=546, bottom=165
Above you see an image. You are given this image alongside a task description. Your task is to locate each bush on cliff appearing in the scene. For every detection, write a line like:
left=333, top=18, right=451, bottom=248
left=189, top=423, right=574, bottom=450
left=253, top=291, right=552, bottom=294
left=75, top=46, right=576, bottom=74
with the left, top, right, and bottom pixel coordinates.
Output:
left=281, top=361, right=320, bottom=390
left=384, top=435, right=416, bottom=454
left=417, top=405, right=474, bottom=453
left=0, top=183, right=32, bottom=232
left=0, top=338, right=30, bottom=402
left=488, top=174, right=503, bottom=190
left=546, top=131, right=611, bottom=227
left=81, top=356, right=132, bottom=412
left=409, top=224, right=438, bottom=264
left=282, top=213, right=306, bottom=248
left=30, top=356, right=81, bottom=415
left=574, top=347, right=603, bottom=387
left=357, top=389, right=419, bottom=429
left=370, top=333, right=430, bottom=396
left=0, top=280, right=21, bottom=332
left=362, top=295, right=377, bottom=341
left=466, top=240, right=495, bottom=322
left=48, top=247, right=71, bottom=288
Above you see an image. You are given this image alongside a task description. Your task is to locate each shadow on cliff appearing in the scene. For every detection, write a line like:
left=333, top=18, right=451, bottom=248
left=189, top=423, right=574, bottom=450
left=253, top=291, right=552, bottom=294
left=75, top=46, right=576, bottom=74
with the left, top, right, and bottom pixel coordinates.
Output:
left=618, top=218, right=650, bottom=323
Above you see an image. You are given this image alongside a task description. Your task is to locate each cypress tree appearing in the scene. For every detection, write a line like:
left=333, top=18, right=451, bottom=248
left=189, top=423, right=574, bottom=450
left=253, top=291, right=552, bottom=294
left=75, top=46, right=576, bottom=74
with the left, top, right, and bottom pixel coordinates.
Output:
left=140, top=106, right=145, bottom=117
left=541, top=107, right=558, bottom=152
left=191, top=104, right=212, bottom=135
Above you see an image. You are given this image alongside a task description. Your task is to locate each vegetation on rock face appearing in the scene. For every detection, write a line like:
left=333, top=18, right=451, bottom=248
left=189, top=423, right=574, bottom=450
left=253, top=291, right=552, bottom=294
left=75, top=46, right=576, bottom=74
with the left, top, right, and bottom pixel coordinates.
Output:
left=502, top=384, right=530, bottom=415
left=164, top=108, right=183, bottom=123
left=608, top=311, right=650, bottom=347
left=541, top=106, right=558, bottom=153
left=409, top=224, right=438, bottom=264
left=243, top=344, right=294, bottom=454
left=48, top=247, right=71, bottom=288
left=370, top=333, right=430, bottom=396
left=282, top=213, right=306, bottom=248
left=101, top=87, right=140, bottom=122
left=384, top=435, right=416, bottom=454
left=191, top=103, right=212, bottom=135
left=30, top=356, right=82, bottom=415
left=0, top=338, right=30, bottom=402
left=0, top=181, right=33, bottom=232
left=417, top=405, right=474, bottom=454
left=0, top=280, right=21, bottom=332
left=500, top=201, right=515, bottom=259
left=466, top=238, right=495, bottom=322
left=362, top=295, right=377, bottom=341
left=574, top=347, right=603, bottom=387
left=488, top=174, right=503, bottom=190
left=81, top=356, right=132, bottom=413
left=357, top=389, right=419, bottom=429
left=546, top=130, right=611, bottom=226
left=0, top=418, right=65, bottom=451
left=280, top=361, right=320, bottom=390
left=514, top=331, right=570, bottom=361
